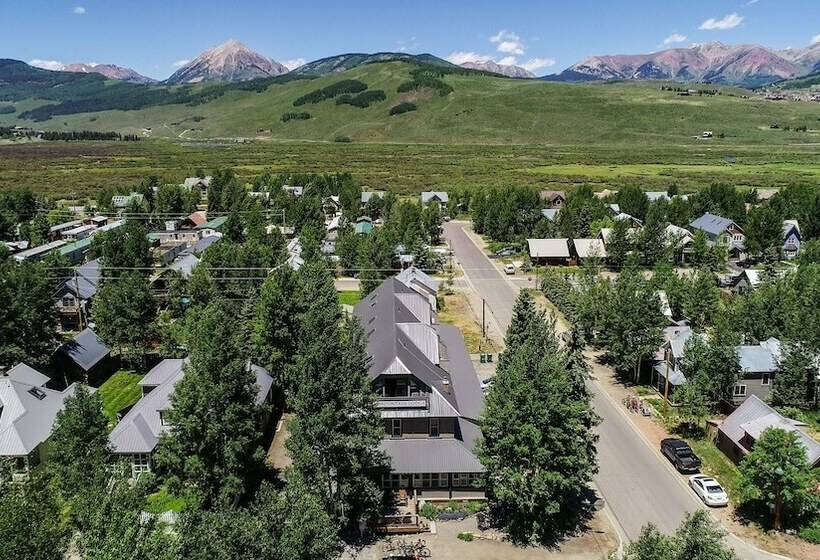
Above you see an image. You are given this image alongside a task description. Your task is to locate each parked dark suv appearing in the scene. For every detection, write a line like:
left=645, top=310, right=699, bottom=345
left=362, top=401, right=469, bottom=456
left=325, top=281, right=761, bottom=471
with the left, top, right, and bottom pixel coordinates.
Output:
left=661, top=438, right=701, bottom=473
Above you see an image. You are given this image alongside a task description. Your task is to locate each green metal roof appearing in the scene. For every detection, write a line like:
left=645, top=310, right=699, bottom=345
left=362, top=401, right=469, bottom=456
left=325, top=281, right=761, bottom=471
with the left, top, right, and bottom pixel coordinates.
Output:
left=355, top=222, right=374, bottom=235
left=58, top=237, right=92, bottom=256
left=195, top=216, right=228, bottom=230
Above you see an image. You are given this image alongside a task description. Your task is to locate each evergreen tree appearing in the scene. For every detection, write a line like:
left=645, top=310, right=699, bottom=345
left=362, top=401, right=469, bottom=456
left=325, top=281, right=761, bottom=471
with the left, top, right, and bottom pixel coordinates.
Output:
left=672, top=510, right=736, bottom=560
left=92, top=220, right=152, bottom=271
left=287, top=263, right=386, bottom=532
left=639, top=201, right=668, bottom=265
left=422, top=202, right=443, bottom=244
left=48, top=385, right=110, bottom=499
left=739, top=428, right=818, bottom=531
left=625, top=524, right=673, bottom=560
left=223, top=206, right=245, bottom=244
left=745, top=205, right=782, bottom=262
left=480, top=291, right=598, bottom=543
left=92, top=272, right=157, bottom=364
left=274, top=473, right=340, bottom=560
left=771, top=342, right=815, bottom=408
left=617, top=185, right=649, bottom=220
left=154, top=300, right=265, bottom=507
left=690, top=230, right=710, bottom=268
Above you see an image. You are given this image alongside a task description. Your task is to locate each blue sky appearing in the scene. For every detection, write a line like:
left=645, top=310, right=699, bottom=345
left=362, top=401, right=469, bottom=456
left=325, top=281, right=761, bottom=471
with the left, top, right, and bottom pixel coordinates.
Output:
left=3, top=0, right=819, bottom=79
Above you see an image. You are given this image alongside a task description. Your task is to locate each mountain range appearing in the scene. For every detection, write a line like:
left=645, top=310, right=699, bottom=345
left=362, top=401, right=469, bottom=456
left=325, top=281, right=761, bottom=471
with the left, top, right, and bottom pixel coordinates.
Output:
left=546, top=41, right=820, bottom=87
left=19, top=39, right=820, bottom=88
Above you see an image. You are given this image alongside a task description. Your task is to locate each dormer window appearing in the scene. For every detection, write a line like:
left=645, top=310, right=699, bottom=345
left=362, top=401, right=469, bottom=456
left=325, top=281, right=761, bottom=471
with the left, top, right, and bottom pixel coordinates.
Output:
left=159, top=410, right=171, bottom=426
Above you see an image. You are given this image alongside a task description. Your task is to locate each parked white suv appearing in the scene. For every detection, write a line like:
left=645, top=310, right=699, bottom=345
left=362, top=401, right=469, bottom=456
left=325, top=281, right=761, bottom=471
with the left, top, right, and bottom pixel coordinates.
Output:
left=504, top=263, right=515, bottom=275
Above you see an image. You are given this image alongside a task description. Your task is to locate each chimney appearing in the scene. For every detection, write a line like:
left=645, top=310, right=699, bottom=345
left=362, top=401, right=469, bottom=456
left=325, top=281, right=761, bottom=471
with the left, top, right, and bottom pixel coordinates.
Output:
left=442, top=377, right=450, bottom=394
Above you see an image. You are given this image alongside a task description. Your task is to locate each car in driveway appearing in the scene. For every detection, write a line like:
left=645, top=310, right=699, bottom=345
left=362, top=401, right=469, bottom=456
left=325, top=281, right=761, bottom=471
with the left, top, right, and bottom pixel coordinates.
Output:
left=689, top=475, right=729, bottom=507
left=661, top=438, right=701, bottom=473
left=480, top=377, right=494, bottom=394
left=504, top=263, right=516, bottom=275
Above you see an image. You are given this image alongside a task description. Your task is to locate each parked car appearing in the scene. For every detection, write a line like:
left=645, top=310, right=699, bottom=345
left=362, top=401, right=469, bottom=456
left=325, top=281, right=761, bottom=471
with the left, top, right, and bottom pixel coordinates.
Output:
left=660, top=438, right=701, bottom=473
left=504, top=263, right=515, bottom=275
left=480, top=378, right=494, bottom=393
left=493, top=247, right=515, bottom=258
left=689, top=475, right=728, bottom=507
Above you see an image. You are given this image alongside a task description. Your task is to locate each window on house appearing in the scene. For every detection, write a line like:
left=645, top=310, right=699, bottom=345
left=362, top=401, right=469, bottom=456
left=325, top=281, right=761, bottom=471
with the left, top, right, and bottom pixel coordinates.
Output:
left=392, top=419, right=402, bottom=438
left=131, top=454, right=151, bottom=477
left=733, top=384, right=747, bottom=397
left=429, top=418, right=440, bottom=438
left=761, top=374, right=770, bottom=386
left=381, top=473, right=409, bottom=489
left=61, top=295, right=75, bottom=307
left=451, top=472, right=481, bottom=487
left=159, top=410, right=171, bottom=426
left=413, top=473, right=448, bottom=488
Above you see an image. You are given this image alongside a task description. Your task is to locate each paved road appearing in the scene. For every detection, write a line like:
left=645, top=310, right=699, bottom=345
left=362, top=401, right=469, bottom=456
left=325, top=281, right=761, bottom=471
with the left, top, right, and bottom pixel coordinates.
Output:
left=443, top=221, right=787, bottom=560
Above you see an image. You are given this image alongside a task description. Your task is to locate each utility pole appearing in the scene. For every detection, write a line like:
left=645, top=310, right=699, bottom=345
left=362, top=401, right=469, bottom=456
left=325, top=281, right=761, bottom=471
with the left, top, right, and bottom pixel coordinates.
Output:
left=482, top=298, right=486, bottom=338
left=74, top=269, right=83, bottom=330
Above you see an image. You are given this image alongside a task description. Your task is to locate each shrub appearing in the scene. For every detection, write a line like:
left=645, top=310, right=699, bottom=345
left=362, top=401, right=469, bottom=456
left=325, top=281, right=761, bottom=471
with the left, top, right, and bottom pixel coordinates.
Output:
left=333, top=135, right=351, bottom=143
left=336, top=90, right=386, bottom=108
left=281, top=111, right=312, bottom=122
left=389, top=102, right=417, bottom=115
left=457, top=532, right=474, bottom=542
left=800, top=518, right=820, bottom=544
left=397, top=67, right=454, bottom=97
left=293, top=79, right=368, bottom=106
left=419, top=502, right=438, bottom=520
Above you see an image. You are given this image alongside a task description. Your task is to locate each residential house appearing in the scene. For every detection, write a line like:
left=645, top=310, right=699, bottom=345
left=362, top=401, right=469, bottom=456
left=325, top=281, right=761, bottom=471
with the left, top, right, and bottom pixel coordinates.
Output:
left=361, top=191, right=386, bottom=206
left=61, top=224, right=96, bottom=241
left=282, top=185, right=304, bottom=197
left=572, top=238, right=607, bottom=263
left=54, top=259, right=101, bottom=331
left=58, top=237, right=93, bottom=265
left=665, top=224, right=694, bottom=264
left=109, top=358, right=274, bottom=478
left=96, top=220, right=124, bottom=234
left=181, top=211, right=208, bottom=229
left=355, top=216, right=374, bottom=235
left=182, top=176, right=211, bottom=200
left=0, top=364, right=81, bottom=482
left=395, top=266, right=439, bottom=309
left=651, top=327, right=782, bottom=405
left=527, top=238, right=571, bottom=265
left=168, top=253, right=200, bottom=279
left=182, top=234, right=221, bottom=257
left=12, top=239, right=67, bottom=262
left=689, top=213, right=745, bottom=260
left=613, top=212, right=643, bottom=228
left=112, top=193, right=145, bottom=210
left=645, top=191, right=670, bottom=202
left=353, top=271, right=484, bottom=497
left=195, top=216, right=228, bottom=237
left=731, top=269, right=762, bottom=294
left=716, top=395, right=820, bottom=467
left=53, top=328, right=114, bottom=385
left=421, top=191, right=449, bottom=209
left=323, top=196, right=343, bottom=221
left=286, top=238, right=304, bottom=271
left=539, top=190, right=567, bottom=208
left=49, top=219, right=83, bottom=240
left=594, top=189, right=617, bottom=200
left=782, top=220, right=800, bottom=259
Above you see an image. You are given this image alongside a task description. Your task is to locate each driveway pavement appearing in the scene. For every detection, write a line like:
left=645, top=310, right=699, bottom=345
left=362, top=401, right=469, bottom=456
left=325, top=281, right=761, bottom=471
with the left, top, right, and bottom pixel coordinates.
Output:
left=442, top=221, right=789, bottom=560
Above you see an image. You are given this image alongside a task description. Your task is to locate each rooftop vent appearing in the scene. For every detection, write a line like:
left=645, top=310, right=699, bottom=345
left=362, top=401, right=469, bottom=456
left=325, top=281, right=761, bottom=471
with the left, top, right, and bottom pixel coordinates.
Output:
left=28, top=387, right=46, bottom=400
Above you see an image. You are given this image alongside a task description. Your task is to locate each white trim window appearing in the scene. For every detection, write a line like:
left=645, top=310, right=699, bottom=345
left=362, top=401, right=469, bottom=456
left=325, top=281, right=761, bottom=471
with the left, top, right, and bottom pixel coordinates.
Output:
left=391, top=419, right=402, bottom=438
left=131, top=453, right=151, bottom=477
left=761, top=374, right=770, bottom=386
left=451, top=472, right=482, bottom=488
left=733, top=384, right=747, bottom=398
left=413, top=473, right=448, bottom=488
left=382, top=473, right=410, bottom=489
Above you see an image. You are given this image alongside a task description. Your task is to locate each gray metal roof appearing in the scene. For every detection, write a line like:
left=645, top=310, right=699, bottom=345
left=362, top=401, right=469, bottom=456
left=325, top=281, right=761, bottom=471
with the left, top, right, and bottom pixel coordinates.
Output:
left=395, top=266, right=439, bottom=295
left=719, top=395, right=820, bottom=467
left=49, top=219, right=82, bottom=234
left=527, top=238, right=570, bottom=258
left=421, top=191, right=449, bottom=204
left=184, top=235, right=221, bottom=256
left=58, top=259, right=102, bottom=300
left=690, top=213, right=739, bottom=238
left=361, top=191, right=385, bottom=204
left=57, top=328, right=111, bottom=372
left=737, top=338, right=780, bottom=373
left=0, top=368, right=80, bottom=457
left=169, top=253, right=200, bottom=278
left=573, top=238, right=607, bottom=259
left=381, top=437, right=484, bottom=473
left=5, top=364, right=50, bottom=387
left=110, top=359, right=273, bottom=455
left=541, top=208, right=559, bottom=221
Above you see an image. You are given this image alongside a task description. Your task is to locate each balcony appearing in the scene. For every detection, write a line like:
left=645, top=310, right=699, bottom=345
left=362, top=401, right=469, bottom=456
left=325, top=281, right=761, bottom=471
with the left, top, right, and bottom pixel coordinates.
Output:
left=375, top=395, right=429, bottom=410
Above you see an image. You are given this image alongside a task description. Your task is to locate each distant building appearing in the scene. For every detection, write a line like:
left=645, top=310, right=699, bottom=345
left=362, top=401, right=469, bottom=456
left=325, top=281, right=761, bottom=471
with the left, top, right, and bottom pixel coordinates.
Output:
left=782, top=220, right=801, bottom=259
left=361, top=191, right=386, bottom=206
left=527, top=238, right=571, bottom=265
left=539, top=190, right=566, bottom=208
left=53, top=328, right=114, bottom=384
left=282, top=185, right=304, bottom=197
left=421, top=191, right=449, bottom=209
left=541, top=208, right=559, bottom=221
left=12, top=240, right=67, bottom=263
left=111, top=193, right=145, bottom=210
left=55, top=259, right=102, bottom=331
left=689, top=213, right=745, bottom=260
left=182, top=176, right=211, bottom=200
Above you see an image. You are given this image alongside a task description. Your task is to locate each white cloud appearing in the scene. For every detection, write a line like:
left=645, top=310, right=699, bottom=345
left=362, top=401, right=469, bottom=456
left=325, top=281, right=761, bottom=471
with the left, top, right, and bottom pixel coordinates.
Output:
left=171, top=59, right=190, bottom=68
left=495, top=56, right=517, bottom=66
left=699, top=13, right=744, bottom=31
left=521, top=57, right=556, bottom=72
left=812, top=34, right=820, bottom=45
left=282, top=58, right=306, bottom=71
left=73, top=6, right=86, bottom=15
left=446, top=51, right=493, bottom=65
left=29, top=59, right=66, bottom=71
left=663, top=33, right=687, bottom=46
left=745, top=0, right=759, bottom=5
left=490, top=30, right=525, bottom=55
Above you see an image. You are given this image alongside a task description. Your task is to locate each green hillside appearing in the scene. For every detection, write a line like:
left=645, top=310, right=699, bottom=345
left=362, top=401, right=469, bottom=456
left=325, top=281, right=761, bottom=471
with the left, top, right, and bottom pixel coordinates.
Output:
left=2, top=61, right=818, bottom=146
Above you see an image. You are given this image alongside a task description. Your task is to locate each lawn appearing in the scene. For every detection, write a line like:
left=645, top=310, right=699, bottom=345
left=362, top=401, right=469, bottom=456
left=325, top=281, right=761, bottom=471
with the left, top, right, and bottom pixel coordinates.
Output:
left=98, top=370, right=144, bottom=421
left=145, top=486, right=187, bottom=514
left=337, top=290, right=361, bottom=306
left=438, top=292, right=499, bottom=353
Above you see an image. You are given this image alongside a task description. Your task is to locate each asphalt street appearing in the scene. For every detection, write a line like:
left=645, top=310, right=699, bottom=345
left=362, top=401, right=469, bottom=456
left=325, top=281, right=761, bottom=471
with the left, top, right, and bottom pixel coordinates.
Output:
left=443, top=221, right=788, bottom=560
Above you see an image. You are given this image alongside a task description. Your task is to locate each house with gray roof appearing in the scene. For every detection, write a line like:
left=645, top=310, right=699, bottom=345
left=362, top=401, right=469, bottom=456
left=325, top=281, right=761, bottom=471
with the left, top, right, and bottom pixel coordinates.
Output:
left=361, top=191, right=386, bottom=206
left=421, top=191, right=449, bottom=209
left=717, top=395, right=820, bottom=468
left=109, top=358, right=274, bottom=478
left=55, top=259, right=102, bottom=331
left=182, top=176, right=212, bottom=201
left=689, top=213, right=746, bottom=259
left=650, top=326, right=781, bottom=405
left=782, top=220, right=800, bottom=260
left=354, top=272, right=484, bottom=498
left=0, top=364, right=81, bottom=482
left=527, top=238, right=571, bottom=264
